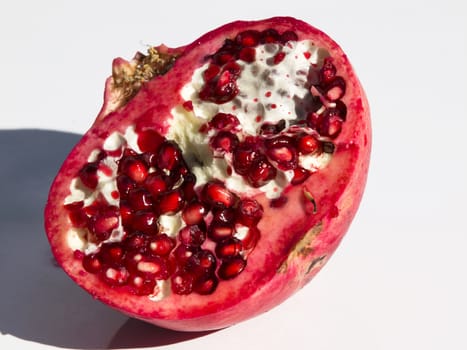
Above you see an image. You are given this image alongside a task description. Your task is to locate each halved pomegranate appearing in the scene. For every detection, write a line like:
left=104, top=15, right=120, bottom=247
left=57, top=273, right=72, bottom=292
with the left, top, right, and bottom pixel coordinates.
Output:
left=45, top=17, right=371, bottom=331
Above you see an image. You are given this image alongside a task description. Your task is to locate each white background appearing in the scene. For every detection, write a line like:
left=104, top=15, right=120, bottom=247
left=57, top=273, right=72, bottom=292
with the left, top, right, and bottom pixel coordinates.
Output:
left=1, top=1, right=466, bottom=349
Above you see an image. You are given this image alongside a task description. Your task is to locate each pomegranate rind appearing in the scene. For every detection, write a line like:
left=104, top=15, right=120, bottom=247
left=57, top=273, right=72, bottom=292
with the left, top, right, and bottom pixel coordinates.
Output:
left=45, top=16, right=371, bottom=331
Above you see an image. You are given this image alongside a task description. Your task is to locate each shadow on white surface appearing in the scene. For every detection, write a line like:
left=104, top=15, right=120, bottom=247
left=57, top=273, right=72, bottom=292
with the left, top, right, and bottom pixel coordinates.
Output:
left=0, top=129, right=214, bottom=349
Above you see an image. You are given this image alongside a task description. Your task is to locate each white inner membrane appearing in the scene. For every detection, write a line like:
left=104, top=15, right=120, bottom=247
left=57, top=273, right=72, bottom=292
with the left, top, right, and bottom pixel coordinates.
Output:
left=64, top=40, right=333, bottom=298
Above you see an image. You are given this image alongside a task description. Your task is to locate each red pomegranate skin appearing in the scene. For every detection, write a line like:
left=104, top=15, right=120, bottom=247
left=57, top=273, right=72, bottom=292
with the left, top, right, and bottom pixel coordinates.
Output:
left=45, top=17, right=371, bottom=331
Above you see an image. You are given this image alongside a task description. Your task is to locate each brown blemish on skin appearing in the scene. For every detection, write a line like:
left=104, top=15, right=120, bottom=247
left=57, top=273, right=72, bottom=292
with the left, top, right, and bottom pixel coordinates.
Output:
left=277, top=222, right=322, bottom=273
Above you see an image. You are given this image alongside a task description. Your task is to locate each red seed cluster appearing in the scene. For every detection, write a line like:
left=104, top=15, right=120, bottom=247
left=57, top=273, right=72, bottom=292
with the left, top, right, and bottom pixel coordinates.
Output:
left=67, top=129, right=263, bottom=296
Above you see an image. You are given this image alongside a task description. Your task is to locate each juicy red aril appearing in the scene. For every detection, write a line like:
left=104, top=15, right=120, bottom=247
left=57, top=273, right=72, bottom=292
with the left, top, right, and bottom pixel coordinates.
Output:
left=237, top=225, right=260, bottom=251
left=260, top=28, right=280, bottom=43
left=135, top=255, right=170, bottom=280
left=235, top=30, right=260, bottom=47
left=291, top=167, right=311, bottom=185
left=322, top=76, right=346, bottom=101
left=210, top=131, right=239, bottom=153
left=117, top=175, right=137, bottom=198
left=124, top=232, right=149, bottom=252
left=119, top=156, right=149, bottom=183
left=236, top=199, right=263, bottom=227
left=128, top=274, right=157, bottom=296
left=82, top=254, right=102, bottom=273
left=218, top=256, right=246, bottom=280
left=238, top=47, right=256, bottom=62
left=88, top=207, right=119, bottom=241
left=233, top=144, right=258, bottom=175
left=99, top=242, right=125, bottom=265
left=209, top=113, right=240, bottom=131
left=247, top=156, right=277, bottom=187
left=186, top=250, right=217, bottom=276
left=182, top=201, right=206, bottom=225
left=157, top=142, right=181, bottom=171
left=266, top=145, right=297, bottom=170
left=193, top=275, right=219, bottom=295
left=173, top=244, right=199, bottom=264
left=144, top=173, right=169, bottom=197
left=78, top=162, right=99, bottom=189
left=137, top=129, right=164, bottom=153
left=65, top=201, right=88, bottom=228
left=319, top=57, right=336, bottom=83
left=171, top=272, right=194, bottom=295
left=273, top=51, right=286, bottom=65
left=203, top=64, right=221, bottom=82
left=178, top=225, right=206, bottom=247
left=212, top=207, right=236, bottom=224
left=100, top=267, right=129, bottom=286
left=215, top=237, right=243, bottom=258
left=202, top=182, right=236, bottom=208
left=158, top=190, right=184, bottom=215
left=297, top=134, right=320, bottom=154
left=128, top=188, right=153, bottom=211
left=148, top=234, right=175, bottom=256
left=319, top=115, right=343, bottom=139
left=208, top=223, right=234, bottom=242
left=130, top=210, right=158, bottom=234
left=280, top=30, right=299, bottom=43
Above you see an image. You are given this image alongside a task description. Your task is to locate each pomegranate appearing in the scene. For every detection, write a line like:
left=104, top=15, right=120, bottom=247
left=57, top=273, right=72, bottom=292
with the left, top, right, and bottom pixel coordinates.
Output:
left=45, top=17, right=371, bottom=331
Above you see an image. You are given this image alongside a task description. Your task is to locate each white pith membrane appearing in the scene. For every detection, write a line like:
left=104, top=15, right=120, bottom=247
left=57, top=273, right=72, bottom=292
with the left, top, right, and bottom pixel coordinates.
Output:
left=64, top=39, right=338, bottom=299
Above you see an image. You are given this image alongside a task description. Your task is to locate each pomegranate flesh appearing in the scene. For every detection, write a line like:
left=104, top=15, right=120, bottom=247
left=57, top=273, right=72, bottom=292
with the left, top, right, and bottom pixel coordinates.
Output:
left=45, top=17, right=371, bottom=331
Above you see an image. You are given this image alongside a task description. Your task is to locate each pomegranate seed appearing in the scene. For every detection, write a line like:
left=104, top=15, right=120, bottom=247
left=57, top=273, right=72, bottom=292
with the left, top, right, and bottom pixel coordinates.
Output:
left=182, top=201, right=206, bottom=225
left=218, top=256, right=246, bottom=280
left=158, top=190, right=184, bottom=215
left=128, top=274, right=157, bottom=296
left=209, top=113, right=240, bottom=131
left=101, top=266, right=129, bottom=286
left=182, top=100, right=194, bottom=112
left=128, top=188, right=153, bottom=211
left=65, top=202, right=88, bottom=228
left=99, top=243, right=125, bottom=266
left=78, top=162, right=99, bottom=189
left=144, top=173, right=169, bottom=197
left=208, top=223, right=234, bottom=242
left=148, top=234, right=175, bottom=256
left=297, top=134, right=320, bottom=154
left=180, top=173, right=197, bottom=202
left=173, top=244, right=199, bottom=265
left=236, top=199, right=263, bottom=227
left=238, top=47, right=256, bottom=62
left=157, top=141, right=181, bottom=172
left=266, top=145, right=298, bottom=170
left=88, top=209, right=119, bottom=241
left=319, top=57, right=336, bottom=83
left=116, top=174, right=137, bottom=198
left=193, top=274, right=219, bottom=295
left=212, top=51, right=236, bottom=65
left=291, top=167, right=311, bottom=185
left=130, top=210, right=158, bottom=234
left=212, top=207, right=236, bottom=224
left=260, top=28, right=280, bottom=43
left=280, top=30, right=298, bottom=43
left=171, top=272, right=194, bottom=295
left=82, top=253, right=102, bottom=273
left=119, top=200, right=133, bottom=227
left=137, top=129, right=164, bottom=153
left=215, top=237, right=243, bottom=258
left=124, top=232, right=149, bottom=252
left=119, top=156, right=149, bottom=183
left=273, top=51, right=286, bottom=65
left=186, top=250, right=217, bottom=276
left=210, top=131, right=239, bottom=153
left=179, top=225, right=206, bottom=247
left=232, top=144, right=258, bottom=175
left=237, top=225, right=260, bottom=251
left=319, top=115, right=343, bottom=139
left=236, top=30, right=260, bottom=47
left=247, top=156, right=277, bottom=188
left=322, top=76, right=346, bottom=101
left=203, top=64, right=221, bottom=82
left=135, top=255, right=170, bottom=280
left=202, top=182, right=236, bottom=208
